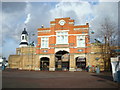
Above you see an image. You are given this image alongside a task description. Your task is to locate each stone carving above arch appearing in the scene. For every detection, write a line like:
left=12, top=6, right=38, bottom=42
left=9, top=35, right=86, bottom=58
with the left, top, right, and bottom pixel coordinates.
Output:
left=39, top=55, right=50, bottom=59
left=55, top=48, right=69, bottom=53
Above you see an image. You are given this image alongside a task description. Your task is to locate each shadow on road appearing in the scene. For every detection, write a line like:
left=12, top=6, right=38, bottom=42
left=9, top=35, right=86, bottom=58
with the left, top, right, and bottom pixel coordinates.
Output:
left=91, top=72, right=113, bottom=81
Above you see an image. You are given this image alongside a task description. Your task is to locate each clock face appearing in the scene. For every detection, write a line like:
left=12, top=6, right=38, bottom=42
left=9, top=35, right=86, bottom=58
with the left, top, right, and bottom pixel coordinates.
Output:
left=59, top=20, right=66, bottom=26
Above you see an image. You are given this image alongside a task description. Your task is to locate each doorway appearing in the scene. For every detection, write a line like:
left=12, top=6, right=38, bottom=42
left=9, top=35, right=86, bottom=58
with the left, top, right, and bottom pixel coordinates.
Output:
left=40, top=57, right=49, bottom=71
left=55, top=50, right=70, bottom=71
left=76, top=57, right=86, bottom=70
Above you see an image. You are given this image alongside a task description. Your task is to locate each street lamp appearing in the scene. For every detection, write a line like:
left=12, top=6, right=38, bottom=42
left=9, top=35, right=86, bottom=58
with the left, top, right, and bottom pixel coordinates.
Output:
left=87, top=27, right=95, bottom=68
left=95, top=57, right=100, bottom=74
left=28, top=32, right=35, bottom=71
left=42, top=61, right=44, bottom=70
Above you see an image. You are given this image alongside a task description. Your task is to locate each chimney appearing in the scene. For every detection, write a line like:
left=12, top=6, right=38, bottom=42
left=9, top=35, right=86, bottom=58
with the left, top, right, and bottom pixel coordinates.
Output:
left=41, top=25, right=44, bottom=28
left=86, top=23, right=89, bottom=25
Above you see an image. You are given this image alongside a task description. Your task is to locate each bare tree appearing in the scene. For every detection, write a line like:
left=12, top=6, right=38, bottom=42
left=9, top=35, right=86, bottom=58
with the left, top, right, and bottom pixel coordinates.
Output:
left=100, top=18, right=118, bottom=46
left=95, top=17, right=118, bottom=71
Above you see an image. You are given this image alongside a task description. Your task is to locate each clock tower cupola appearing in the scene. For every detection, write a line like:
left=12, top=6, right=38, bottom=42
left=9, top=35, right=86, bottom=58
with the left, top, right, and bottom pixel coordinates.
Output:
left=19, top=28, right=28, bottom=47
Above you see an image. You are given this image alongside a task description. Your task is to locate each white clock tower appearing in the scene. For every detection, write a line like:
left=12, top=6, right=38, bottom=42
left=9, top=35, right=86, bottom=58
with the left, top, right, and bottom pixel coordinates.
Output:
left=19, top=28, right=28, bottom=47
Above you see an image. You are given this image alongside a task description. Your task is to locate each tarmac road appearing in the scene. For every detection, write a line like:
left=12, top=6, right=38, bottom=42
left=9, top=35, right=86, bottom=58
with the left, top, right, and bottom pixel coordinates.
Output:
left=2, top=69, right=119, bottom=88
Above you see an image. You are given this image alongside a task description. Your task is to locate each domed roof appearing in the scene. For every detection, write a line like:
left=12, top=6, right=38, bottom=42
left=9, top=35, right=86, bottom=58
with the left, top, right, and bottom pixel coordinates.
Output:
left=19, top=42, right=28, bottom=45
left=22, top=28, right=28, bottom=35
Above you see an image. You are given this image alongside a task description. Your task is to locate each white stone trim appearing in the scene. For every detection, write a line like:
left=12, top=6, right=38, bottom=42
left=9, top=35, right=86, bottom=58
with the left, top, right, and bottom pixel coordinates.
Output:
left=55, top=30, right=69, bottom=32
left=73, top=47, right=77, bottom=48
left=35, top=68, right=40, bottom=71
left=38, top=33, right=88, bottom=38
left=38, top=30, right=51, bottom=32
left=69, top=34, right=88, bottom=36
left=39, top=36, right=51, bottom=37
left=49, top=68, right=55, bottom=71
left=50, top=23, right=56, bottom=26
left=55, top=43, right=69, bottom=45
left=69, top=22, right=74, bottom=24
left=19, top=45, right=28, bottom=47
left=74, top=28, right=88, bottom=30
left=39, top=47, right=50, bottom=49
left=40, top=47, right=82, bottom=49
left=69, top=68, right=76, bottom=71
left=39, top=55, right=50, bottom=59
left=50, top=35, right=56, bottom=36
left=55, top=48, right=69, bottom=53
left=74, top=54, right=86, bottom=60
left=91, top=52, right=95, bottom=54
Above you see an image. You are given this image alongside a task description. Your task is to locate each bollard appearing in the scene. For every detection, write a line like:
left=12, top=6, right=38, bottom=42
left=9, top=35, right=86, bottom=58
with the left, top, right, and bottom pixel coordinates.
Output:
left=111, top=57, right=120, bottom=82
left=117, top=71, right=120, bottom=83
left=96, top=66, right=100, bottom=74
left=2, top=65, right=5, bottom=70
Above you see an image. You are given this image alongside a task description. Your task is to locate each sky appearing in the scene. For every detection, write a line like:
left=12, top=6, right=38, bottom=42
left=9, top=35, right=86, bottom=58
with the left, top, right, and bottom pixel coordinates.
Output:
left=1, top=0, right=119, bottom=59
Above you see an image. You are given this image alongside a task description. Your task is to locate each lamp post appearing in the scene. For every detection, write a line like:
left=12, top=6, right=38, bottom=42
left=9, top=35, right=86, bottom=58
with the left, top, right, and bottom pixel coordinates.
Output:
left=95, top=57, right=100, bottom=74
left=87, top=27, right=94, bottom=71
left=28, top=32, right=35, bottom=71
left=42, top=61, right=44, bottom=70
left=96, top=57, right=100, bottom=66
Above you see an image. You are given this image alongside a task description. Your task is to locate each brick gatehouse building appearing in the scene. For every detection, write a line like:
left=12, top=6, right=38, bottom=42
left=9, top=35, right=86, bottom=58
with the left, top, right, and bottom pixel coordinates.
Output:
left=36, top=17, right=90, bottom=71
left=8, top=17, right=111, bottom=71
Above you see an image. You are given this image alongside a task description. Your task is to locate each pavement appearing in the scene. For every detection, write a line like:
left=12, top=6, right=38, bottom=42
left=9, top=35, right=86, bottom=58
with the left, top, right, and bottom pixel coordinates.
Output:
left=2, top=69, right=120, bottom=88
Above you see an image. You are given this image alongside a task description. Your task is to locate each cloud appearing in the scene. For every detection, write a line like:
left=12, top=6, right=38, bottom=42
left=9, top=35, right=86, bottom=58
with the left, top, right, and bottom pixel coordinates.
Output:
left=25, top=2, right=53, bottom=43
left=90, top=2, right=118, bottom=42
left=50, top=1, right=93, bottom=24
left=2, top=2, right=26, bottom=13
left=1, top=2, right=27, bottom=58
left=25, top=1, right=31, bottom=14
left=50, top=1, right=118, bottom=43
left=1, top=2, right=55, bottom=59
left=99, top=0, right=119, bottom=2
left=24, top=13, right=31, bottom=24
left=1, top=1, right=118, bottom=59
left=0, top=2, right=2, bottom=57
left=24, top=1, right=31, bottom=24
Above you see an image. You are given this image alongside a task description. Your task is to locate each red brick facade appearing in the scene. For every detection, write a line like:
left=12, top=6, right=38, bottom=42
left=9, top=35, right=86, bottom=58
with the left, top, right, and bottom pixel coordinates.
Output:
left=36, top=17, right=90, bottom=54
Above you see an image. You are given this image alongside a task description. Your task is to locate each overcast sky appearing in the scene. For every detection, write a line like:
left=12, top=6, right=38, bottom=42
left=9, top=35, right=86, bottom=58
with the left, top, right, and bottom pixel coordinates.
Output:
left=1, top=0, right=119, bottom=59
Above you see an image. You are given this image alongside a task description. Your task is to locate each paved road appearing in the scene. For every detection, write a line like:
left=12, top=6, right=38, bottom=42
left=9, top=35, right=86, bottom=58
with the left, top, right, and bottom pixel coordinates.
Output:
left=2, top=69, right=119, bottom=88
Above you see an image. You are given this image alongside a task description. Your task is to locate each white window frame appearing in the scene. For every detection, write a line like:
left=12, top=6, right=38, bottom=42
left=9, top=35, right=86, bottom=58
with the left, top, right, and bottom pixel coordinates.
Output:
left=77, top=35, right=85, bottom=47
left=41, top=37, right=49, bottom=48
left=56, top=31, right=68, bottom=44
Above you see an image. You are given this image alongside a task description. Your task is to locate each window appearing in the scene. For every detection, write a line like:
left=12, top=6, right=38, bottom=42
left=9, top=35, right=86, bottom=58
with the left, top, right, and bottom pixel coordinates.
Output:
left=41, top=37, right=49, bottom=48
left=56, top=31, right=68, bottom=44
left=17, top=50, right=20, bottom=55
left=77, top=35, right=85, bottom=47
left=78, top=49, right=83, bottom=52
left=25, top=36, right=27, bottom=41
left=42, top=50, right=48, bottom=52
left=22, top=36, right=24, bottom=40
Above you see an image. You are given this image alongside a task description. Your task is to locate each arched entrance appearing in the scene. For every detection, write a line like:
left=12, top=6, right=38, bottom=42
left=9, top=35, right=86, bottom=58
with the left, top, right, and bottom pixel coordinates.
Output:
left=40, top=57, right=49, bottom=71
left=55, top=50, right=70, bottom=71
left=75, top=57, right=86, bottom=71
